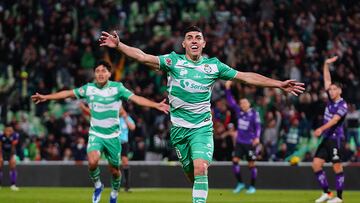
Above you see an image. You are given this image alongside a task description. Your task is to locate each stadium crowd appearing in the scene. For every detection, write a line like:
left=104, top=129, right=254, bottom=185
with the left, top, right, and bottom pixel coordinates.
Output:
left=0, top=0, right=359, bottom=162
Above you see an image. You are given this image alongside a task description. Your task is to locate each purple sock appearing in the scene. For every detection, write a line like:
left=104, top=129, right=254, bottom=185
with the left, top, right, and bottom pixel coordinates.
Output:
left=315, top=170, right=329, bottom=193
left=10, top=169, right=17, bottom=185
left=336, top=172, right=344, bottom=199
left=232, top=163, right=242, bottom=183
left=250, top=167, right=257, bottom=186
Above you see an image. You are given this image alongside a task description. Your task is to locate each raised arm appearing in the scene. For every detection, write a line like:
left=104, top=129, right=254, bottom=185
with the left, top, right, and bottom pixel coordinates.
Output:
left=323, top=56, right=338, bottom=90
left=129, top=95, right=169, bottom=114
left=234, top=72, right=305, bottom=96
left=31, top=90, right=75, bottom=104
left=224, top=81, right=240, bottom=111
left=99, top=31, right=159, bottom=70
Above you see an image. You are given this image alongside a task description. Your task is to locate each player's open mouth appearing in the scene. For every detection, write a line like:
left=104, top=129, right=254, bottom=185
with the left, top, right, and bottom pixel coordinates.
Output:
left=191, top=45, right=198, bottom=50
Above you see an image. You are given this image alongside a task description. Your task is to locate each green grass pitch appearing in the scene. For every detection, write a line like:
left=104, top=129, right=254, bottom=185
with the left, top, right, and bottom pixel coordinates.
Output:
left=0, top=187, right=359, bottom=203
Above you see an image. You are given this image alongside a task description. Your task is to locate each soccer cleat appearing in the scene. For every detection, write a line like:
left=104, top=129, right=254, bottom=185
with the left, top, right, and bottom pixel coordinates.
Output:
left=315, top=192, right=333, bottom=203
left=233, top=182, right=245, bottom=193
left=10, top=185, right=19, bottom=191
left=246, top=186, right=256, bottom=194
left=327, top=197, right=343, bottom=203
left=92, top=184, right=104, bottom=203
left=109, top=192, right=118, bottom=203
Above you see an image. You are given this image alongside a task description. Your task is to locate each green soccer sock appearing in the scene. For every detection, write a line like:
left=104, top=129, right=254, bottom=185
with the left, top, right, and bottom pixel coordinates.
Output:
left=192, top=175, right=208, bottom=203
left=89, top=167, right=101, bottom=185
left=111, top=174, right=122, bottom=191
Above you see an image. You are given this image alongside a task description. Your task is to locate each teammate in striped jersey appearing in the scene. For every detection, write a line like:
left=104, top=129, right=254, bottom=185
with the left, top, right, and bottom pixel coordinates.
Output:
left=100, top=26, right=305, bottom=203
left=31, top=61, right=169, bottom=203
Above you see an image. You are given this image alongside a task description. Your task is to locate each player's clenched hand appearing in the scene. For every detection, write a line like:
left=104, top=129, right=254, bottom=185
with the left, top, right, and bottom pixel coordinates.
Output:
left=31, top=93, right=47, bottom=104
left=325, top=56, right=338, bottom=64
left=314, top=128, right=323, bottom=137
left=252, top=138, right=260, bottom=146
left=99, top=31, right=120, bottom=48
left=279, top=79, right=305, bottom=96
left=156, top=99, right=170, bottom=114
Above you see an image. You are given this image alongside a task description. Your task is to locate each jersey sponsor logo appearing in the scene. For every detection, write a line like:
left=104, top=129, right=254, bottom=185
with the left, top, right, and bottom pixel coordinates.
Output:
left=238, top=119, right=250, bottom=130
left=194, top=74, right=201, bottom=79
left=165, top=58, right=172, bottom=67
left=179, top=80, right=210, bottom=91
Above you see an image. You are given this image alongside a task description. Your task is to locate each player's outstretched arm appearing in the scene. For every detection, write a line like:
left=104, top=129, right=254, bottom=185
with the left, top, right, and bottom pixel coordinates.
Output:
left=31, top=90, right=75, bottom=104
left=129, top=95, right=169, bottom=114
left=323, top=56, right=338, bottom=90
left=234, top=72, right=305, bottom=96
left=314, top=115, right=341, bottom=137
left=99, top=31, right=159, bottom=70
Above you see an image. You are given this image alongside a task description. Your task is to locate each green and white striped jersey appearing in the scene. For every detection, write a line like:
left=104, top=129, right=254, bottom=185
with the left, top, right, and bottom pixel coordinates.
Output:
left=158, top=52, right=238, bottom=128
left=73, top=81, right=134, bottom=139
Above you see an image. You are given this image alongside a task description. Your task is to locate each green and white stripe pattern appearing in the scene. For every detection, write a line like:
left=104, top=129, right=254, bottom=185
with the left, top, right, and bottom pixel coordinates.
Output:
left=158, top=52, right=237, bottom=128
left=74, top=81, right=134, bottom=138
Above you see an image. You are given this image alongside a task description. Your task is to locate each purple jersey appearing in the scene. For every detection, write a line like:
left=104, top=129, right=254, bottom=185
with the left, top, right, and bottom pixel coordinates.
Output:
left=322, top=97, right=347, bottom=140
left=0, top=133, right=19, bottom=151
left=226, top=90, right=261, bottom=144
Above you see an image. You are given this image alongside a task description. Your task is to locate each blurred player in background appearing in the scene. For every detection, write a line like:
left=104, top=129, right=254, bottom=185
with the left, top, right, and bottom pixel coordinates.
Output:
left=225, top=81, right=261, bottom=194
left=32, top=61, right=169, bottom=203
left=118, top=107, right=135, bottom=192
left=0, top=124, right=20, bottom=191
left=312, top=56, right=348, bottom=203
left=100, top=25, right=304, bottom=203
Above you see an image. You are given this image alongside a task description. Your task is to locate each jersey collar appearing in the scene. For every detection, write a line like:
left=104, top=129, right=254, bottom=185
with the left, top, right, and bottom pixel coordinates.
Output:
left=184, top=54, right=204, bottom=65
left=95, top=81, right=110, bottom=89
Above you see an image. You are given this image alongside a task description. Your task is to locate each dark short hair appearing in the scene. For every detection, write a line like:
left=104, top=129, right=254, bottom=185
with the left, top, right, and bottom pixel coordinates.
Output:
left=94, top=60, right=112, bottom=72
left=183, top=25, right=203, bottom=37
left=4, top=123, right=13, bottom=128
left=331, top=82, right=343, bottom=89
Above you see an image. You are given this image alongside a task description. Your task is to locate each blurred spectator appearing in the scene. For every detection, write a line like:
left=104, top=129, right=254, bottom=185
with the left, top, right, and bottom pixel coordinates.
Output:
left=284, top=117, right=300, bottom=157
left=72, top=137, right=87, bottom=161
left=345, top=103, right=360, bottom=151
left=262, top=110, right=282, bottom=160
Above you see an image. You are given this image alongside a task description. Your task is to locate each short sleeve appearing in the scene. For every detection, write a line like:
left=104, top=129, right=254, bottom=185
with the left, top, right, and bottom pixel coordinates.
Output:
left=157, top=51, right=177, bottom=72
left=217, top=61, right=238, bottom=80
left=73, top=84, right=88, bottom=99
left=336, top=103, right=348, bottom=117
left=118, top=83, right=134, bottom=100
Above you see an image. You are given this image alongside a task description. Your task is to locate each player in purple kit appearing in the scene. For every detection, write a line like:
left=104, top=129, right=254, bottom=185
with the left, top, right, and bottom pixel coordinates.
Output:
left=0, top=124, right=20, bottom=191
left=225, top=81, right=261, bottom=194
left=312, top=56, right=347, bottom=203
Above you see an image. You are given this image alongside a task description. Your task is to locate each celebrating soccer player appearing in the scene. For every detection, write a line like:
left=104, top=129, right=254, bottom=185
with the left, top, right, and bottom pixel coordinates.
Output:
left=99, top=26, right=304, bottom=203
left=312, top=56, right=347, bottom=203
left=225, top=81, right=261, bottom=194
left=31, top=61, right=169, bottom=203
left=0, top=124, right=20, bottom=191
